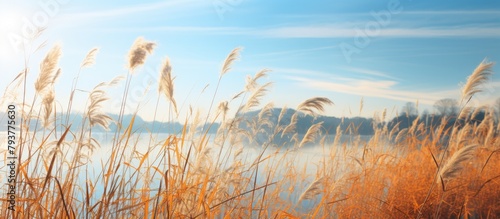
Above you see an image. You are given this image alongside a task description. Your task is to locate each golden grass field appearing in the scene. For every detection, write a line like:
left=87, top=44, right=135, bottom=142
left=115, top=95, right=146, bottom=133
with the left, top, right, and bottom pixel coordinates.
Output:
left=1, top=37, right=499, bottom=218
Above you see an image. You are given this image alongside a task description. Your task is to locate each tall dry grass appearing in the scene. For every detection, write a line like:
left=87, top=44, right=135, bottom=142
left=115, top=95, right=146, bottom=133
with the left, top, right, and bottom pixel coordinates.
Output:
left=1, top=37, right=499, bottom=219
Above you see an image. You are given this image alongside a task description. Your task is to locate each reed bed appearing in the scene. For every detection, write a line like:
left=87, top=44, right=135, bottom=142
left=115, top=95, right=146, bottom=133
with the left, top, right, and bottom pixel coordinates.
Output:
left=1, top=37, right=499, bottom=219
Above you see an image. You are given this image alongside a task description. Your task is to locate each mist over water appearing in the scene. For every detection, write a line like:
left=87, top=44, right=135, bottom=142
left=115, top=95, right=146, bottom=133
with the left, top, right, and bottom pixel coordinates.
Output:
left=83, top=132, right=377, bottom=211
left=1, top=131, right=375, bottom=212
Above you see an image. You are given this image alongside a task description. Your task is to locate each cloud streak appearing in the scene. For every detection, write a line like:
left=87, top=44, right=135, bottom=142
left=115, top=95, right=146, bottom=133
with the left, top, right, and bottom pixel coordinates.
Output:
left=342, top=67, right=399, bottom=80
left=260, top=9, right=500, bottom=39
left=261, top=25, right=500, bottom=38
left=89, top=24, right=500, bottom=39
left=289, top=75, right=500, bottom=105
left=291, top=76, right=454, bottom=104
left=60, top=0, right=204, bottom=21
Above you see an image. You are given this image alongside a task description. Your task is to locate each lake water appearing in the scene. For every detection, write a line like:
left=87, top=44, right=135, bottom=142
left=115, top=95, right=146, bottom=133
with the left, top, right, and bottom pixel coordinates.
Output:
left=0, top=131, right=376, bottom=214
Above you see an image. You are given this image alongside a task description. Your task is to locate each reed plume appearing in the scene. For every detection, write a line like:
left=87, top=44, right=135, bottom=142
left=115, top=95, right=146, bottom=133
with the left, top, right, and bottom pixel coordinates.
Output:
left=86, top=78, right=121, bottom=130
left=438, top=144, right=478, bottom=183
left=127, top=37, right=156, bottom=71
left=471, top=106, right=488, bottom=121
left=81, top=47, right=99, bottom=68
left=258, top=102, right=274, bottom=122
left=299, top=122, right=324, bottom=148
left=220, top=47, right=242, bottom=77
left=281, top=113, right=298, bottom=137
left=333, top=125, right=342, bottom=146
left=204, top=47, right=242, bottom=125
left=218, top=101, right=229, bottom=121
left=394, top=128, right=408, bottom=143
left=42, top=89, right=55, bottom=128
left=458, top=106, right=473, bottom=121
left=297, top=97, right=333, bottom=116
left=277, top=105, right=287, bottom=124
left=243, top=82, right=273, bottom=112
left=158, top=57, right=177, bottom=113
left=298, top=177, right=323, bottom=203
left=35, top=44, right=62, bottom=94
left=461, top=59, right=494, bottom=101
left=245, top=69, right=269, bottom=91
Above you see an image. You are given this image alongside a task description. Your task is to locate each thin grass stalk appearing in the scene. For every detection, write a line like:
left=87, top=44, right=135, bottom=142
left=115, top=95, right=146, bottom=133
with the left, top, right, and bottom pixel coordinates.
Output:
left=204, top=47, right=241, bottom=128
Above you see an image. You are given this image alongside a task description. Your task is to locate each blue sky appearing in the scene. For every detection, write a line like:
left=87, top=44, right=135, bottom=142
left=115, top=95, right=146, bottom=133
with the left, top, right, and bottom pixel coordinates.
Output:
left=1, top=0, right=500, bottom=121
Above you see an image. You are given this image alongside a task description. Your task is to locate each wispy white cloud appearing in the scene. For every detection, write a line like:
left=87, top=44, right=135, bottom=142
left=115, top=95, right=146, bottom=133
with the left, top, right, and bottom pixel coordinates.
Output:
left=290, top=75, right=455, bottom=104
left=270, top=68, right=334, bottom=78
left=255, top=9, right=500, bottom=39
left=261, top=25, right=500, bottom=38
left=272, top=66, right=400, bottom=82
left=70, top=12, right=500, bottom=39
left=402, top=9, right=500, bottom=15
left=248, top=46, right=338, bottom=58
left=291, top=10, right=500, bottom=17
left=289, top=75, right=500, bottom=105
left=59, top=0, right=205, bottom=21
left=342, top=67, right=399, bottom=80
left=90, top=26, right=244, bottom=34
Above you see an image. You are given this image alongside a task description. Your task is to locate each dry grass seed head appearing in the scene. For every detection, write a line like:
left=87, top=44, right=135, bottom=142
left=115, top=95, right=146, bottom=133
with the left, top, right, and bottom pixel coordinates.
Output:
left=298, top=177, right=324, bottom=203
left=243, top=82, right=272, bottom=112
left=438, top=144, right=479, bottom=183
left=42, top=89, right=55, bottom=128
left=281, top=113, right=298, bottom=138
left=35, top=44, right=62, bottom=94
left=471, top=105, right=488, bottom=121
left=277, top=105, right=288, bottom=124
left=258, top=102, right=274, bottom=122
left=245, top=69, right=270, bottom=91
left=81, top=47, right=99, bottom=68
left=189, top=110, right=202, bottom=137
left=458, top=106, right=474, bottom=121
left=297, top=97, right=334, bottom=116
left=461, top=59, right=495, bottom=101
left=127, top=37, right=156, bottom=70
left=388, top=122, right=400, bottom=140
left=87, top=86, right=113, bottom=130
left=221, top=47, right=242, bottom=77
left=158, top=57, right=177, bottom=113
left=408, top=116, right=420, bottom=134
left=394, top=128, right=408, bottom=143
left=333, top=125, right=342, bottom=146
left=218, top=101, right=229, bottom=121
left=299, top=122, right=324, bottom=148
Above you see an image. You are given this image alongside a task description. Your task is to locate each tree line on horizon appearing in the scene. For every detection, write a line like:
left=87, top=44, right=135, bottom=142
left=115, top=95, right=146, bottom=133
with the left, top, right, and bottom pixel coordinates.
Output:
left=1, top=97, right=499, bottom=139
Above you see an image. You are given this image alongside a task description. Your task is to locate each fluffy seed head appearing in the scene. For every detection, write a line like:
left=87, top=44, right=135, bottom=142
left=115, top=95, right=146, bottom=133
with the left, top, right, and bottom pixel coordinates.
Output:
left=299, top=122, right=324, bottom=148
left=220, top=47, right=242, bottom=77
left=438, top=144, right=478, bottom=183
left=35, top=44, right=62, bottom=94
left=298, top=177, right=324, bottom=203
left=42, top=89, right=55, bottom=128
left=158, top=57, right=177, bottom=113
left=297, top=97, right=334, bottom=116
left=461, top=59, right=495, bottom=101
left=81, top=47, right=99, bottom=68
left=127, top=37, right=156, bottom=71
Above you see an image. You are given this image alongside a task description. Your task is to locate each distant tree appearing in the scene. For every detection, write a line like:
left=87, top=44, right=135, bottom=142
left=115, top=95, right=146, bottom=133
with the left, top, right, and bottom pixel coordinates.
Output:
left=401, top=102, right=418, bottom=117
left=434, top=98, right=459, bottom=116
